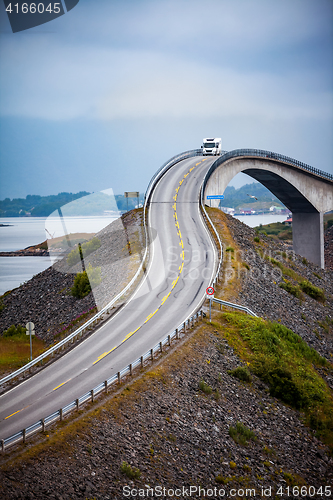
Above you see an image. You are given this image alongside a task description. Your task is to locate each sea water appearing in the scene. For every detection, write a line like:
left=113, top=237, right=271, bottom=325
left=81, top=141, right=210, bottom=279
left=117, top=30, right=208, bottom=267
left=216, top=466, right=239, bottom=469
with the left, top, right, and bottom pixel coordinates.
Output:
left=0, top=216, right=118, bottom=295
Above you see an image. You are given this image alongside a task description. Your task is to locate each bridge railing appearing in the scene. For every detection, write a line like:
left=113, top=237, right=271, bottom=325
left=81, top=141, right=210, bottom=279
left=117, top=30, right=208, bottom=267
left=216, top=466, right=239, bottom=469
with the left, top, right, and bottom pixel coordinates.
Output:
left=145, top=149, right=202, bottom=203
left=202, top=149, right=333, bottom=191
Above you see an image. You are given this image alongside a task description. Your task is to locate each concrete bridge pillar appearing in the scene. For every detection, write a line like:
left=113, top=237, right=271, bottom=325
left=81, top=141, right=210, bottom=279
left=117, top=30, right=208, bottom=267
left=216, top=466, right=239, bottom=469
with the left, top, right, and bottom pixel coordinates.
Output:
left=292, top=212, right=324, bottom=269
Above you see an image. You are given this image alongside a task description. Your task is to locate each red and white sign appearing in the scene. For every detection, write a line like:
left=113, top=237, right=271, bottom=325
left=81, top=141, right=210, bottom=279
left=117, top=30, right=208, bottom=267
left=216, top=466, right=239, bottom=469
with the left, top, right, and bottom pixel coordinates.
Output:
left=206, top=287, right=215, bottom=296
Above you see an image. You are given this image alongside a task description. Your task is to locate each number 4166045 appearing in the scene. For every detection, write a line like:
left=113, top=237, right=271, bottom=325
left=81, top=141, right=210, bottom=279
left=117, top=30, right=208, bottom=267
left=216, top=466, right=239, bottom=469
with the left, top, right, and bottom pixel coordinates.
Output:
left=6, top=3, right=61, bottom=14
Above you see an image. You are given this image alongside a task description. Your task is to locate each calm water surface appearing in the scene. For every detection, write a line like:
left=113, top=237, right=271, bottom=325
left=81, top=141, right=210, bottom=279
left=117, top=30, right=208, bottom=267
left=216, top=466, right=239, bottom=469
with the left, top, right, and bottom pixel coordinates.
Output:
left=0, top=216, right=118, bottom=295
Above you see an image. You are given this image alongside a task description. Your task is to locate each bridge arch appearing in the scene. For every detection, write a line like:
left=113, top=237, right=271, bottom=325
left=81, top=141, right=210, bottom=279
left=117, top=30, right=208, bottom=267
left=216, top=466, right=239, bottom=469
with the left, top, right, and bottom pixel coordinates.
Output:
left=203, top=150, right=333, bottom=268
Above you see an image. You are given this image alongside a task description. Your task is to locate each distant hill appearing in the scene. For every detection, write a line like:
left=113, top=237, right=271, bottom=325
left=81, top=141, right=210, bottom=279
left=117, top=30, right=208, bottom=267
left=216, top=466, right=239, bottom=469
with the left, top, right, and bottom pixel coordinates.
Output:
left=0, top=191, right=145, bottom=217
left=0, top=192, right=91, bottom=217
left=221, top=182, right=284, bottom=210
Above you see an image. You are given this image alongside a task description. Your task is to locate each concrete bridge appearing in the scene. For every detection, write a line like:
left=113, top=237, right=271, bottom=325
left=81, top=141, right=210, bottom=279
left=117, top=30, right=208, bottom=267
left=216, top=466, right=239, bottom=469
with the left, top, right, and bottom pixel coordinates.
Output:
left=203, top=149, right=333, bottom=268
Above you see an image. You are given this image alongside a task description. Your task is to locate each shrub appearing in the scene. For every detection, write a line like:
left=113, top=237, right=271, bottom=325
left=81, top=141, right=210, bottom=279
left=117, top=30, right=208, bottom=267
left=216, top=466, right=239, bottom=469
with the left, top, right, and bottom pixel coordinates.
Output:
left=279, top=280, right=302, bottom=299
left=67, top=237, right=101, bottom=266
left=228, top=366, right=251, bottom=383
left=3, top=324, right=26, bottom=338
left=254, top=236, right=260, bottom=243
left=86, top=263, right=102, bottom=288
left=226, top=246, right=234, bottom=253
left=215, top=474, right=228, bottom=484
left=71, top=264, right=101, bottom=299
left=71, top=270, right=91, bottom=299
left=199, top=379, right=212, bottom=395
left=229, top=422, right=256, bottom=446
left=120, top=461, right=141, bottom=479
left=299, top=280, right=325, bottom=303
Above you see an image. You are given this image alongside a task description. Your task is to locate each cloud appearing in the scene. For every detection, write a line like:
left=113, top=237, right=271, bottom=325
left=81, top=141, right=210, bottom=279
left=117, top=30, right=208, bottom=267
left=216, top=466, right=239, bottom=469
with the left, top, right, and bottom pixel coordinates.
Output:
left=0, top=38, right=331, bottom=124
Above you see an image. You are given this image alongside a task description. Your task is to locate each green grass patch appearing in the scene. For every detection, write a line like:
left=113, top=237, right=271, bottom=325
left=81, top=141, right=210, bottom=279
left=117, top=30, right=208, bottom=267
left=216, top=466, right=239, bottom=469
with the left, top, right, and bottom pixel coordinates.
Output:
left=120, top=461, right=141, bottom=480
left=299, top=280, right=326, bottom=303
left=255, top=222, right=292, bottom=240
left=266, top=256, right=326, bottom=302
left=229, top=422, right=257, bottom=446
left=279, top=280, right=303, bottom=299
left=228, top=366, right=252, bottom=382
left=66, top=237, right=101, bottom=266
left=220, top=312, right=333, bottom=452
left=0, top=325, right=46, bottom=374
left=226, top=246, right=234, bottom=253
left=199, top=379, right=212, bottom=395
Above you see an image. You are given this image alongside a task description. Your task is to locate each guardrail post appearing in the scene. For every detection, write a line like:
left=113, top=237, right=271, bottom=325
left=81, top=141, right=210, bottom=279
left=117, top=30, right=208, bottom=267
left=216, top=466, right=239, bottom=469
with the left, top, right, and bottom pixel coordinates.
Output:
left=118, top=371, right=121, bottom=384
left=150, top=349, right=154, bottom=361
left=104, top=381, right=108, bottom=394
left=76, top=398, right=79, bottom=410
left=159, top=342, right=163, bottom=353
left=23, top=429, right=26, bottom=443
left=1, top=439, right=4, bottom=452
left=41, top=418, right=45, bottom=432
left=176, top=328, right=179, bottom=339
left=183, top=321, right=186, bottom=332
left=91, top=389, right=94, bottom=402
left=60, top=408, right=63, bottom=421
left=168, top=335, right=171, bottom=346
left=129, top=364, right=132, bottom=376
left=140, top=356, right=144, bottom=368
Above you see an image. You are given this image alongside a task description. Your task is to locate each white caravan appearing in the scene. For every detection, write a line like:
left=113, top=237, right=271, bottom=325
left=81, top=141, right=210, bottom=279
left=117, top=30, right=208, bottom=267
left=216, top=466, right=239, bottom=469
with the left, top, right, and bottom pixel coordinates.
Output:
left=202, top=138, right=221, bottom=156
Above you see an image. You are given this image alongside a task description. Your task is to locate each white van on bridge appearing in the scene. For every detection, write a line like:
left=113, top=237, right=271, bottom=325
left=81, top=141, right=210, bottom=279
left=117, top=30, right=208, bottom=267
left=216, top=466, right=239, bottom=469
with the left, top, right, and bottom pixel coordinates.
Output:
left=202, top=137, right=221, bottom=156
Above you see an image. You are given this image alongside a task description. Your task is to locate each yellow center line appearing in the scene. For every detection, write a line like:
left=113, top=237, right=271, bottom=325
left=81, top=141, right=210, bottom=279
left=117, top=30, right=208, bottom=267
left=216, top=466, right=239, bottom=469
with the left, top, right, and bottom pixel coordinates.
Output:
left=92, top=160, right=200, bottom=366
left=5, top=410, right=20, bottom=420
left=53, top=378, right=72, bottom=391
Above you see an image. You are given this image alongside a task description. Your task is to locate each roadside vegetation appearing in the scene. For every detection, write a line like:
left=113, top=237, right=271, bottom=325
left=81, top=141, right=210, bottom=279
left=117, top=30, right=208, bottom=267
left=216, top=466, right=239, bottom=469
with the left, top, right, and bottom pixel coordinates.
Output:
left=0, top=324, right=45, bottom=375
left=66, top=237, right=101, bottom=266
left=71, top=264, right=102, bottom=299
left=213, top=312, right=333, bottom=452
left=255, top=222, right=292, bottom=241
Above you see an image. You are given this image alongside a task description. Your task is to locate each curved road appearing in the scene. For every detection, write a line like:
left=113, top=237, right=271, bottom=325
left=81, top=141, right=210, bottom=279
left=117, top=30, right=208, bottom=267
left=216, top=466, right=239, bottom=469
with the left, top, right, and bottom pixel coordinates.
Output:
left=0, top=156, right=217, bottom=441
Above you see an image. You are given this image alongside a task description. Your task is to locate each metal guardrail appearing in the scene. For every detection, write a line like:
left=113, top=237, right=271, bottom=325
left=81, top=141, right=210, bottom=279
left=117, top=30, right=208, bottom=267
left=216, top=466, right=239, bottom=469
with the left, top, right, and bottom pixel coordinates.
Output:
left=1, top=310, right=203, bottom=452
left=202, top=149, right=333, bottom=195
left=0, top=237, right=150, bottom=387
left=145, top=149, right=202, bottom=202
left=211, top=297, right=258, bottom=317
left=0, top=150, right=203, bottom=388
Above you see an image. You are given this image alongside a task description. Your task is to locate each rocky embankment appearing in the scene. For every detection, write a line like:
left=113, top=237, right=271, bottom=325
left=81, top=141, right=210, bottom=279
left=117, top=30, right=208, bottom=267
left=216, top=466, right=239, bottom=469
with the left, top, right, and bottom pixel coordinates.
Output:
left=0, top=210, right=332, bottom=499
left=324, top=225, right=333, bottom=271
left=217, top=214, right=333, bottom=365
left=0, top=210, right=144, bottom=345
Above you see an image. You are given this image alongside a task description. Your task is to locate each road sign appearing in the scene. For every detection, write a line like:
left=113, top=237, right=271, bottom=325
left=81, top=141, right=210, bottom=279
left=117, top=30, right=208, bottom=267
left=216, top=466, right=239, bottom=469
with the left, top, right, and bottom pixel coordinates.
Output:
left=207, top=195, right=224, bottom=200
left=206, top=287, right=215, bottom=295
left=124, top=191, right=139, bottom=198
left=26, top=322, right=35, bottom=361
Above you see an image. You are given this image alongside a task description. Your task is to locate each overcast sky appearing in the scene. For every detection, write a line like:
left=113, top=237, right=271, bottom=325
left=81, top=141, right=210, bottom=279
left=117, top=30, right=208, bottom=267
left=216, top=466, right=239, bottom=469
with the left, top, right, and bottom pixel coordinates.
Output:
left=0, top=0, right=332, bottom=199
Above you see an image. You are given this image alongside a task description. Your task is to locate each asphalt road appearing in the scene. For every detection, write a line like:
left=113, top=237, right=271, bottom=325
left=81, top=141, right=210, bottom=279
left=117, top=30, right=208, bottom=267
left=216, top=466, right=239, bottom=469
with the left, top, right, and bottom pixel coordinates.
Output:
left=0, top=156, right=217, bottom=441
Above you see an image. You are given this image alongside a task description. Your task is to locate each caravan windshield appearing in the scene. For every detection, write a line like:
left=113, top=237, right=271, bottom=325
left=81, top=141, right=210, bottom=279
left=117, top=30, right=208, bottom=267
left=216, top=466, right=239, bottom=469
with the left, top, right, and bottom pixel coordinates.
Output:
left=204, top=142, right=215, bottom=148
